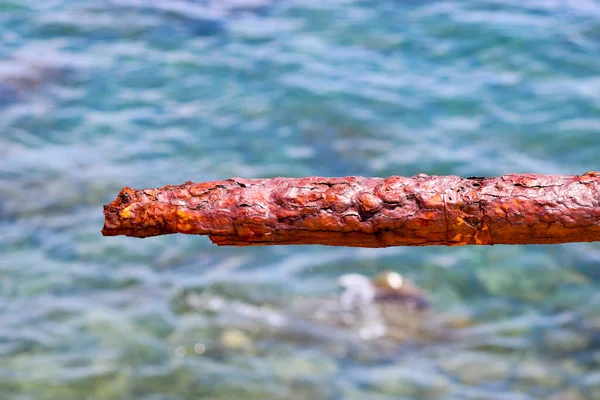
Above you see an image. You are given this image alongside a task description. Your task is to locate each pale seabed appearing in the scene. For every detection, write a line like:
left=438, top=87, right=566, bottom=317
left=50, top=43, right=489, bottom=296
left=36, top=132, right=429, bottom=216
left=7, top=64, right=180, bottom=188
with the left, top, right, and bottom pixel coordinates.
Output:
left=2, top=0, right=600, bottom=399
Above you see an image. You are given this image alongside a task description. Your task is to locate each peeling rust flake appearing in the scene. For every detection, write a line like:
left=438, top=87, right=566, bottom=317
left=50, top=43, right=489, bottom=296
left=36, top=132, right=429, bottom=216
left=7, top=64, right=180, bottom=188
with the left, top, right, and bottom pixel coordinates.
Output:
left=102, top=174, right=600, bottom=247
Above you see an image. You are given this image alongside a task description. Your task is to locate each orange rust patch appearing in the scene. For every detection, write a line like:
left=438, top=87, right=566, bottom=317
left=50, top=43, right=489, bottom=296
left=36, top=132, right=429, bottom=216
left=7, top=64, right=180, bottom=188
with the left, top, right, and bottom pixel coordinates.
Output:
left=358, top=192, right=382, bottom=212
left=121, top=205, right=134, bottom=218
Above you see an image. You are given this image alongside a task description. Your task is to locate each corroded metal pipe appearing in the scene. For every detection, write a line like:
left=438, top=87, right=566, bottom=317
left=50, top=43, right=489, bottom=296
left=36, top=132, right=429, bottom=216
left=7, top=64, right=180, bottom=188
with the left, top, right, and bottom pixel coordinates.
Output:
left=102, top=173, right=600, bottom=247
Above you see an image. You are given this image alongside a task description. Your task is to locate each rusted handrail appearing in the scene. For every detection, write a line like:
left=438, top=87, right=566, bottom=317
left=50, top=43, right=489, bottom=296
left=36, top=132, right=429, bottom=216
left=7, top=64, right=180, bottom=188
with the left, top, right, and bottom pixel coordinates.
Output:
left=102, top=173, right=600, bottom=247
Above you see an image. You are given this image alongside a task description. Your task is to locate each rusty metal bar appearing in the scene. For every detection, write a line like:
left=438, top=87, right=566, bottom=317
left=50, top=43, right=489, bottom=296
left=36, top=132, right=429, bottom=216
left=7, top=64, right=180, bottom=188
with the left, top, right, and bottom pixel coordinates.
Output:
left=102, top=173, right=600, bottom=247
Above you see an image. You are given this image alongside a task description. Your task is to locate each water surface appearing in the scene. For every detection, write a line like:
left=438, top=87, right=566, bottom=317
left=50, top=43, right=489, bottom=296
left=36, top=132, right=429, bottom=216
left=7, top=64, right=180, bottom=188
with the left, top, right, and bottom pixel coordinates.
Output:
left=2, top=0, right=600, bottom=399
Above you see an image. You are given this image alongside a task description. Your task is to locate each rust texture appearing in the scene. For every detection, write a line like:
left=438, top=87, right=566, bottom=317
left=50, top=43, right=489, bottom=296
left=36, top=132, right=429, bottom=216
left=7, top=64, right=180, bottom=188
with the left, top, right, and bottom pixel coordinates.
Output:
left=102, top=173, right=600, bottom=247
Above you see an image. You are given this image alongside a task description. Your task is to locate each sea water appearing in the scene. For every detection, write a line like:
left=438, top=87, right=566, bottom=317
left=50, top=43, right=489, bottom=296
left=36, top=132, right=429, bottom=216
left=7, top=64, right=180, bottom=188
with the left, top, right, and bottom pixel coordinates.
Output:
left=1, top=1, right=600, bottom=398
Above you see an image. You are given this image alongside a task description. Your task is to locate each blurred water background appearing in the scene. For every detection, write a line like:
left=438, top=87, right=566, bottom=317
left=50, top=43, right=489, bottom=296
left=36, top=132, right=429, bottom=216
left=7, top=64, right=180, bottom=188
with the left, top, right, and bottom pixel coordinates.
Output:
left=2, top=0, right=600, bottom=399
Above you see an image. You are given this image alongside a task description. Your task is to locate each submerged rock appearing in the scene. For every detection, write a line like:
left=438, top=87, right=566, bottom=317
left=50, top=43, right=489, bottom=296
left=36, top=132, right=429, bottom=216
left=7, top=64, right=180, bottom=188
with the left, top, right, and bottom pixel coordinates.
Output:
left=0, top=58, right=73, bottom=108
left=352, top=363, right=453, bottom=399
left=220, top=328, right=254, bottom=352
left=372, top=271, right=430, bottom=310
left=171, top=271, right=473, bottom=363
left=438, top=351, right=511, bottom=385
left=268, top=350, right=338, bottom=383
left=548, top=389, right=587, bottom=400
left=541, top=328, right=590, bottom=354
left=330, top=271, right=448, bottom=343
left=339, top=271, right=429, bottom=312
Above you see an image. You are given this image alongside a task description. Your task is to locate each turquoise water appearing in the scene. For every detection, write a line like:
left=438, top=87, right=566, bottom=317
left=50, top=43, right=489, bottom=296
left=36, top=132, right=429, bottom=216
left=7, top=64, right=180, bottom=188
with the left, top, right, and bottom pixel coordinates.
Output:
left=2, top=0, right=600, bottom=398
